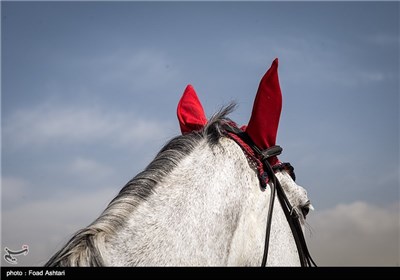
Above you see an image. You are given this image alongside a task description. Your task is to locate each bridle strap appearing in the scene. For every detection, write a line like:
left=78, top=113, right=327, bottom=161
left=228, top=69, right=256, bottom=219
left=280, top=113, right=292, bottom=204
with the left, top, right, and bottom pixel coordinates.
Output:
left=260, top=155, right=277, bottom=267
left=223, top=124, right=316, bottom=267
left=273, top=168, right=317, bottom=267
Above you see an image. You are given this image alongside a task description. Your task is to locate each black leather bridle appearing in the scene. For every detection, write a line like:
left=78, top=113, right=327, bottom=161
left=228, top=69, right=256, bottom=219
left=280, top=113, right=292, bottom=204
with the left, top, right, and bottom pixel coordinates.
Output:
left=223, top=124, right=317, bottom=267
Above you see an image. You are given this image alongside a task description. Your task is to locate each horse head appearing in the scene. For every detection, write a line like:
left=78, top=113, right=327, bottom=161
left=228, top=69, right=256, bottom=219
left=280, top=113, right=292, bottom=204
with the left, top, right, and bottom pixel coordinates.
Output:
left=176, top=58, right=315, bottom=266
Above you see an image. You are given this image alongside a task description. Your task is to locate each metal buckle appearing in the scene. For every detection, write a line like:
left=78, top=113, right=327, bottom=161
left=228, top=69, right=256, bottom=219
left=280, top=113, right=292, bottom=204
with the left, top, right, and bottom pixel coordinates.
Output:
left=260, top=145, right=282, bottom=160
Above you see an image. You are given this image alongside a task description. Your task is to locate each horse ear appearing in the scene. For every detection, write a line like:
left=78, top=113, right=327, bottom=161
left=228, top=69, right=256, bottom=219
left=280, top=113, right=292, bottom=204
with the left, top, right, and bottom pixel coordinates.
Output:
left=177, top=84, right=207, bottom=134
left=245, top=58, right=282, bottom=165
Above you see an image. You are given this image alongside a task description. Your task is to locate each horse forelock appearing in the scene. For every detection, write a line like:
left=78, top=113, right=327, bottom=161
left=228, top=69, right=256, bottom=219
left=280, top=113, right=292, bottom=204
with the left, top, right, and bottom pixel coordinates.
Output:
left=45, top=103, right=237, bottom=267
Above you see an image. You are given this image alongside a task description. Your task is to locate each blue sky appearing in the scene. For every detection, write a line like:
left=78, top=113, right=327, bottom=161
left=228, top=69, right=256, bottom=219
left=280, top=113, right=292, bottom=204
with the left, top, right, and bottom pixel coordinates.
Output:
left=1, top=1, right=399, bottom=266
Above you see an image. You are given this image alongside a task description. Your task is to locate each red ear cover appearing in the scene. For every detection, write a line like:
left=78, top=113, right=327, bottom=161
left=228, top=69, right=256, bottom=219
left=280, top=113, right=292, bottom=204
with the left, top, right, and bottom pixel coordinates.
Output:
left=245, top=58, right=282, bottom=165
left=177, top=85, right=207, bottom=134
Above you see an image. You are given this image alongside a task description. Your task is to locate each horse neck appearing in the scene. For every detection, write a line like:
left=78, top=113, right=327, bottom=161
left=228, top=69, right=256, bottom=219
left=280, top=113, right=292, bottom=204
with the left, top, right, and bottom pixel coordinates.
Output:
left=103, top=136, right=300, bottom=266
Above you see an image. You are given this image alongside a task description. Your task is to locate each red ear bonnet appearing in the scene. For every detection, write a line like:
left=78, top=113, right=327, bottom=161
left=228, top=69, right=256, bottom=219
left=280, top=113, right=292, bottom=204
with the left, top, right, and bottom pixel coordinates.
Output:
left=177, top=60, right=282, bottom=164
left=177, top=85, right=207, bottom=134
left=245, top=58, right=282, bottom=166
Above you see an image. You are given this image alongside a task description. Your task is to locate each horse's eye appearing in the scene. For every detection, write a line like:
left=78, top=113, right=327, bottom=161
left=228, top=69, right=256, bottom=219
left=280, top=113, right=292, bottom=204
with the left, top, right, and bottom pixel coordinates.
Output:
left=301, top=201, right=313, bottom=218
left=301, top=206, right=310, bottom=218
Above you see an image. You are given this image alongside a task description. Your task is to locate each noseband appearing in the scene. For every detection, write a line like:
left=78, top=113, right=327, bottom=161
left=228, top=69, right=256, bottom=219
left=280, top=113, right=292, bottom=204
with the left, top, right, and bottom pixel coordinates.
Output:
left=223, top=123, right=316, bottom=267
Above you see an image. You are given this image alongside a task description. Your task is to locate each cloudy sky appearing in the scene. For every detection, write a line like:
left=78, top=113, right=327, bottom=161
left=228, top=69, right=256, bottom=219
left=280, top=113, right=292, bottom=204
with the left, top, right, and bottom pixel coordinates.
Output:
left=1, top=1, right=399, bottom=266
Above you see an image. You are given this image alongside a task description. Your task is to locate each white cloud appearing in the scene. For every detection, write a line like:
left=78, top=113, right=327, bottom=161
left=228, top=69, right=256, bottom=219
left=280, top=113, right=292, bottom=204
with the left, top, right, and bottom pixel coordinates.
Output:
left=306, top=201, right=399, bottom=266
left=66, top=157, right=114, bottom=181
left=223, top=35, right=395, bottom=88
left=4, top=49, right=182, bottom=151
left=3, top=104, right=176, bottom=150
left=358, top=71, right=385, bottom=83
left=366, top=33, right=400, bottom=46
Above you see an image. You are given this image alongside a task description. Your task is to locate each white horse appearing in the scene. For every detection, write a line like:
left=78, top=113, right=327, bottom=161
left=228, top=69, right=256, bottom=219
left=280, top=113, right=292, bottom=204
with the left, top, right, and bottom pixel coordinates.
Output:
left=45, top=59, right=315, bottom=267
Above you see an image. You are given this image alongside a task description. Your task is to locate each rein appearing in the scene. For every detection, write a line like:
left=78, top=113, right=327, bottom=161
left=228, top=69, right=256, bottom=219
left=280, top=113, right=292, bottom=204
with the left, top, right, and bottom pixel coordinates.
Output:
left=223, top=124, right=316, bottom=267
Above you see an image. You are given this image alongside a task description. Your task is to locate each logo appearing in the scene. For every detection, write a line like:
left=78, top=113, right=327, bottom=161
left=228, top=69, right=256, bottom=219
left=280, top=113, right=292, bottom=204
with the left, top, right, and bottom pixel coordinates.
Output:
left=4, top=245, right=29, bottom=265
